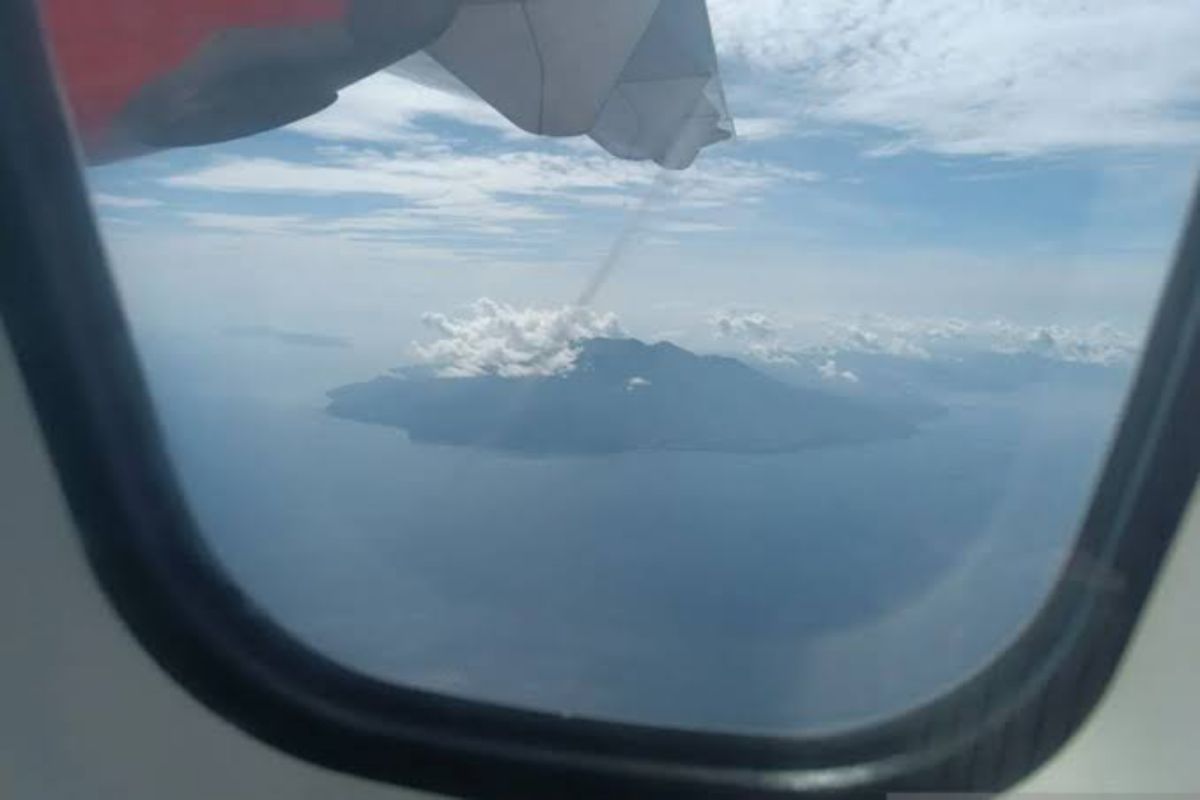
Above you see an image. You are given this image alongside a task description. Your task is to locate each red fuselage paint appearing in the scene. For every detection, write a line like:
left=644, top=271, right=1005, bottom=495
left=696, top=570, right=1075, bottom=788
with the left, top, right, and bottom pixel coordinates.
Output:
left=40, top=0, right=347, bottom=151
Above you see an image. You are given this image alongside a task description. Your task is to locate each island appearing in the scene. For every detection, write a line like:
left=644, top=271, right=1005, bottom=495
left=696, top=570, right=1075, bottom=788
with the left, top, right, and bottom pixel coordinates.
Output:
left=326, top=338, right=922, bottom=455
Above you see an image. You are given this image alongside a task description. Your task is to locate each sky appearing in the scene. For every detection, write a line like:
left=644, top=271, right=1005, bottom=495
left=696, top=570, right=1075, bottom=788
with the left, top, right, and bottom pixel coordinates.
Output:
left=85, top=0, right=1200, bottom=381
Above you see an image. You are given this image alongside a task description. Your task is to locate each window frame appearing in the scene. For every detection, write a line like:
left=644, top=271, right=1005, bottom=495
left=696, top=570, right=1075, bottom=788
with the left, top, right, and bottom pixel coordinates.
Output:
left=3, top=0, right=1199, bottom=797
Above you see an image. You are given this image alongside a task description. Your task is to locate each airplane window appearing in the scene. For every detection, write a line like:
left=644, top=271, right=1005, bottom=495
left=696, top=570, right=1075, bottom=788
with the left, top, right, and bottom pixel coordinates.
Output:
left=40, top=0, right=1200, bottom=737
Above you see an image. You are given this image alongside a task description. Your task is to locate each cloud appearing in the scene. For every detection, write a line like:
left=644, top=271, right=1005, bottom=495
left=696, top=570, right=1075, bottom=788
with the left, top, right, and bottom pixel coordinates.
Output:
left=163, top=145, right=814, bottom=237
left=224, top=324, right=351, bottom=349
left=817, top=359, right=860, bottom=384
left=182, top=212, right=310, bottom=235
left=734, top=117, right=797, bottom=142
left=165, top=151, right=601, bottom=234
left=993, top=322, right=1139, bottom=366
left=708, top=0, right=1200, bottom=156
left=714, top=309, right=779, bottom=340
left=822, top=320, right=934, bottom=360
left=626, top=376, right=652, bottom=392
left=712, top=309, right=796, bottom=364
left=287, top=71, right=512, bottom=142
left=653, top=220, right=731, bottom=234
left=414, top=299, right=624, bottom=378
left=93, top=193, right=162, bottom=209
left=808, top=314, right=1140, bottom=366
left=165, top=150, right=812, bottom=207
left=712, top=309, right=1140, bottom=367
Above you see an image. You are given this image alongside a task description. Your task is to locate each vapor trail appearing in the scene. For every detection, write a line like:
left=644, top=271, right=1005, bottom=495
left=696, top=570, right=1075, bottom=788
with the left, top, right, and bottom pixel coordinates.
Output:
left=575, top=169, right=677, bottom=307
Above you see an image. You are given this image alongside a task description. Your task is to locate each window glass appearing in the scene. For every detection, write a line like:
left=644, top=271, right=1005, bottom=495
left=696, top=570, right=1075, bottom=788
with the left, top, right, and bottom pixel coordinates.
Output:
left=53, top=0, right=1199, bottom=733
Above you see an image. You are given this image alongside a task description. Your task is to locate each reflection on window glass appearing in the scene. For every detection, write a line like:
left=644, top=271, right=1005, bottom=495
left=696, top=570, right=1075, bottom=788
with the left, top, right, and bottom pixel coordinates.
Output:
left=53, top=0, right=1198, bottom=733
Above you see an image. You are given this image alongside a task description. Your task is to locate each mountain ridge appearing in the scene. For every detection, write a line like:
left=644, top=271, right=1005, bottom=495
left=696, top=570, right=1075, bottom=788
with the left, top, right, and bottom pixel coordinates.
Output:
left=326, top=337, right=923, bottom=455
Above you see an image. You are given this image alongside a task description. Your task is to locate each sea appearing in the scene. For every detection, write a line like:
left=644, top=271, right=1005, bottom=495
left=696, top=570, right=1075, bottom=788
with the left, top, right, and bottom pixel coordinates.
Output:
left=136, top=331, right=1129, bottom=735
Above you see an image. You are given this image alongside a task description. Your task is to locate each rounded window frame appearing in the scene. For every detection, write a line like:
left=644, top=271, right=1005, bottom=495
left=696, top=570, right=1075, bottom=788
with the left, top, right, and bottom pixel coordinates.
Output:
left=3, top=1, right=1200, bottom=797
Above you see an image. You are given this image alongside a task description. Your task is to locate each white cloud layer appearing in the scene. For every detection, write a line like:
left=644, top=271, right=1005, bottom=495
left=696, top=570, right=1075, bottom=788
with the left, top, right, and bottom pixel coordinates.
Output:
left=414, top=299, right=623, bottom=378
left=816, top=315, right=1141, bottom=366
left=93, top=193, right=162, bottom=209
left=287, top=71, right=512, bottom=142
left=709, top=0, right=1200, bottom=155
left=713, top=310, right=1141, bottom=367
left=712, top=309, right=796, bottom=364
left=164, top=138, right=813, bottom=237
left=181, top=211, right=310, bottom=235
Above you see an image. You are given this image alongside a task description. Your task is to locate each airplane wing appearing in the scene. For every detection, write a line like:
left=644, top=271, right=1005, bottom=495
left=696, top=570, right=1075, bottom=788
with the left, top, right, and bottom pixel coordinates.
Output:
left=44, top=0, right=732, bottom=169
left=417, top=0, right=734, bottom=169
left=43, top=0, right=462, bottom=163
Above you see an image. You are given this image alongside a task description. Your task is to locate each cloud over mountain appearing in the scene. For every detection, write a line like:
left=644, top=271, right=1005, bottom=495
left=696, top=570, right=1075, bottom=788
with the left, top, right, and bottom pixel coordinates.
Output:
left=414, top=299, right=624, bottom=378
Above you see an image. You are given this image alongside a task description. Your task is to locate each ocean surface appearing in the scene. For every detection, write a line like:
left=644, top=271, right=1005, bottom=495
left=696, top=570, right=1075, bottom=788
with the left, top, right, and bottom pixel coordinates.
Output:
left=138, top=333, right=1129, bottom=735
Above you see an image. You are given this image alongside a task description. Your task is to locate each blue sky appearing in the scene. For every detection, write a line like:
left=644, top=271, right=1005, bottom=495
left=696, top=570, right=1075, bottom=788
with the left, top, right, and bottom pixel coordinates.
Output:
left=86, top=0, right=1200, bottom=379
